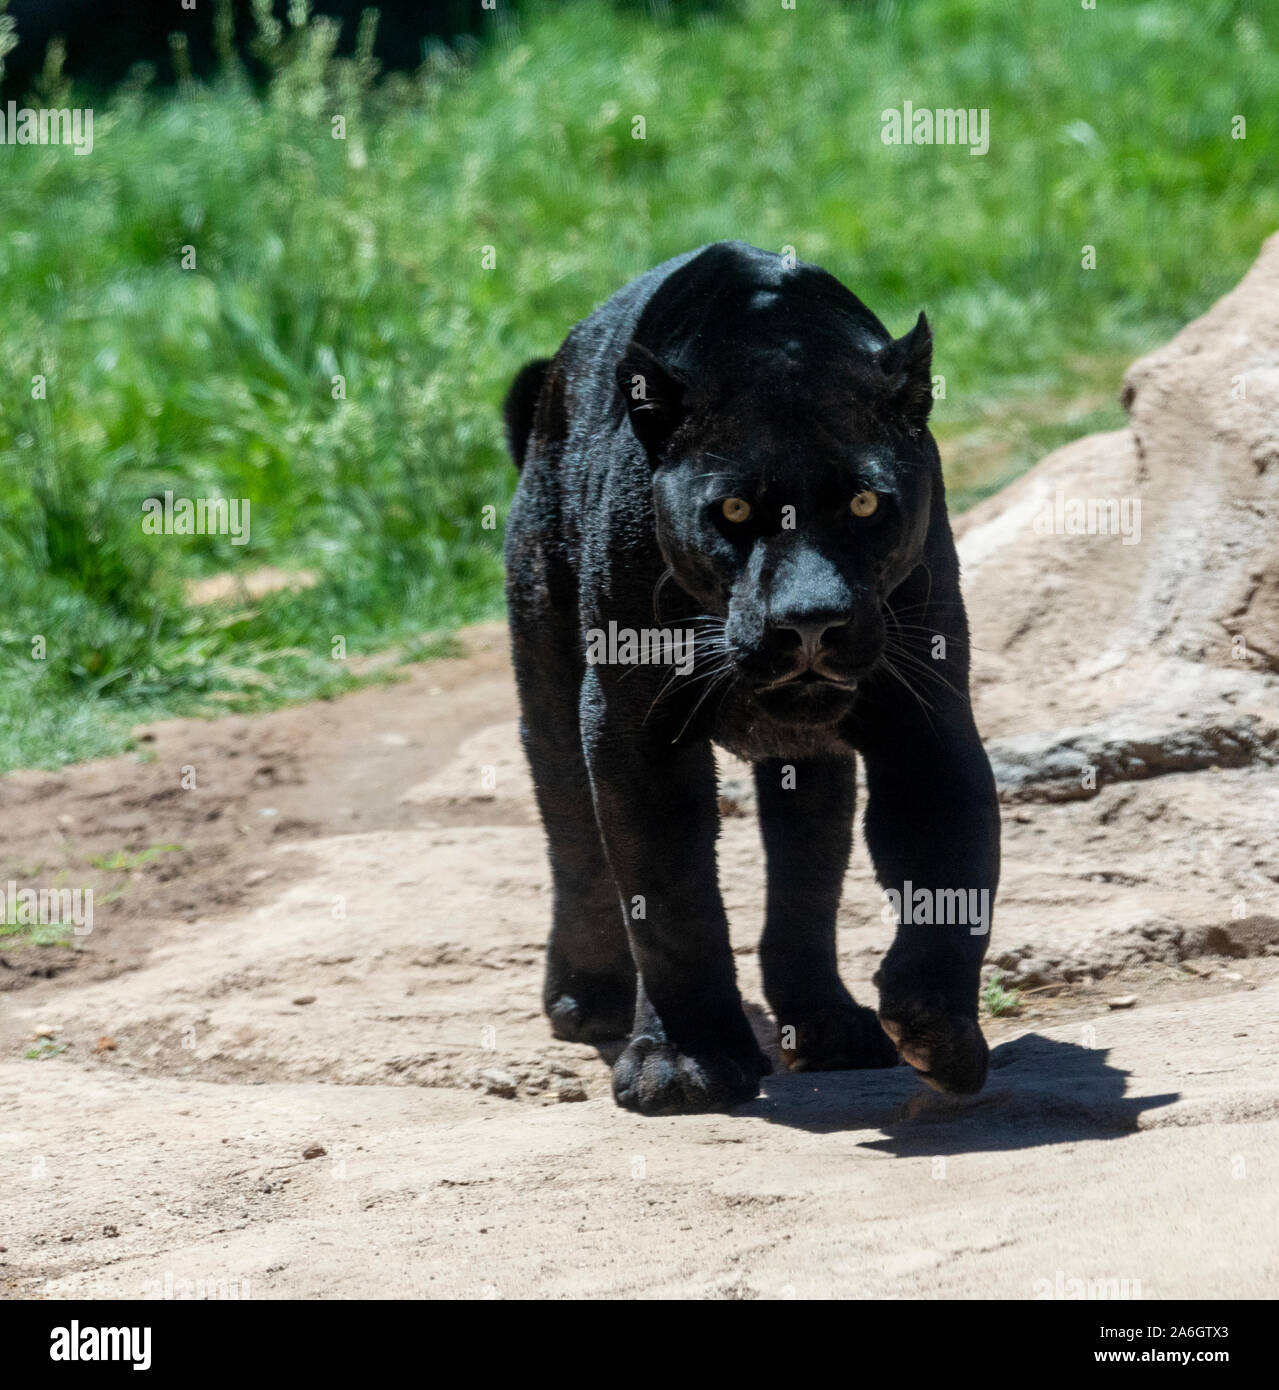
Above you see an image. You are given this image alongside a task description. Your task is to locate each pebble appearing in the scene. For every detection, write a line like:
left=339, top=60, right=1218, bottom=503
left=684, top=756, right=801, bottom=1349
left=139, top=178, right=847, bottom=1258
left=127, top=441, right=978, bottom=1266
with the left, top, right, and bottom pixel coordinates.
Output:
left=478, top=1068, right=518, bottom=1099
left=555, top=1080, right=588, bottom=1103
left=1106, top=995, right=1138, bottom=1009
left=1014, top=958, right=1053, bottom=986
left=301, top=1144, right=326, bottom=1160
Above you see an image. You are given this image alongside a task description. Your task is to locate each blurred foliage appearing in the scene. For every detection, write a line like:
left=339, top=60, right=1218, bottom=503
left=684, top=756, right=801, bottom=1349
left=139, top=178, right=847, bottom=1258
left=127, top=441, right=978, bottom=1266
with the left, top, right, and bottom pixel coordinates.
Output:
left=1, top=0, right=1277, bottom=769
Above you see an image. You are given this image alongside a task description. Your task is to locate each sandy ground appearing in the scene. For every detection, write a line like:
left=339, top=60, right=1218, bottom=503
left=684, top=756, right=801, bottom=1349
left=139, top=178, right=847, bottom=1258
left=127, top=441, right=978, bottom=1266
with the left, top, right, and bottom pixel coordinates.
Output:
left=5, top=239, right=1279, bottom=1300
left=2, top=622, right=1277, bottom=1300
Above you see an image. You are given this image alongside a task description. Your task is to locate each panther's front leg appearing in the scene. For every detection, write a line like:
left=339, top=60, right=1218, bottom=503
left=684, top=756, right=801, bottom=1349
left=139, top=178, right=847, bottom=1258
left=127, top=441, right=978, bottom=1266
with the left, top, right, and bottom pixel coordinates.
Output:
left=860, top=703, right=1001, bottom=1094
left=755, top=756, right=898, bottom=1072
left=579, top=670, right=769, bottom=1115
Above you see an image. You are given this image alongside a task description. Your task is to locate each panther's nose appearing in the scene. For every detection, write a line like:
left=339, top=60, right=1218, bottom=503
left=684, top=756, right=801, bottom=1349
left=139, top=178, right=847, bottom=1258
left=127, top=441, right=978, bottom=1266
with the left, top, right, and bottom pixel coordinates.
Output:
left=769, top=609, right=850, bottom=663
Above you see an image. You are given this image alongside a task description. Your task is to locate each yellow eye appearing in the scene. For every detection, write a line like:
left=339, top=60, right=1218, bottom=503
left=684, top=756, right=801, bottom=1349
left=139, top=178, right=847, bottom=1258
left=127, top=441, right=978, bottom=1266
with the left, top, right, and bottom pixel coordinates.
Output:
left=721, top=497, right=752, bottom=523
left=850, top=490, right=879, bottom=519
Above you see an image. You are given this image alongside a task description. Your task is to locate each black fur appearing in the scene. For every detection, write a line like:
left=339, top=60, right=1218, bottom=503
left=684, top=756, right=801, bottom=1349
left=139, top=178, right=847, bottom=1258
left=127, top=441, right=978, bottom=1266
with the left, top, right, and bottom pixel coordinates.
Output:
left=504, top=242, right=1000, bottom=1115
left=503, top=357, right=551, bottom=470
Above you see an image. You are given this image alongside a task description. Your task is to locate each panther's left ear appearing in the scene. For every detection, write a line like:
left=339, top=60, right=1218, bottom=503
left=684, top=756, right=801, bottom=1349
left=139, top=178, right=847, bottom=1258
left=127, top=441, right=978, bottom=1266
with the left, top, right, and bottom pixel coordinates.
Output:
left=615, top=340, right=687, bottom=457
left=876, top=311, right=933, bottom=431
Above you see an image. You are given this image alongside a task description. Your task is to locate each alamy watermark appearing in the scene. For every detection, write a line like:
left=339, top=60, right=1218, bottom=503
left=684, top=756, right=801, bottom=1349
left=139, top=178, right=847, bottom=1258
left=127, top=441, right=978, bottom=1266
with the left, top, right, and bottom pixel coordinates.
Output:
left=880, top=882, right=990, bottom=936
left=1, top=881, right=92, bottom=936
left=881, top=101, right=989, bottom=157
left=49, top=1323, right=150, bottom=1370
left=1033, top=1270, right=1143, bottom=1300
left=585, top=620, right=695, bottom=676
left=142, top=1271, right=252, bottom=1300
left=142, top=492, right=251, bottom=545
left=0, top=101, right=93, bottom=155
left=1033, top=489, right=1141, bottom=545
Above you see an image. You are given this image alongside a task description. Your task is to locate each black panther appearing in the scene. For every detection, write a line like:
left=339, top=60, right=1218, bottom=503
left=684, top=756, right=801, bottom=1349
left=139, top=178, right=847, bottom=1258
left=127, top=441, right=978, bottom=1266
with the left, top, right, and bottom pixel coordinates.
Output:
left=503, top=242, right=1000, bottom=1116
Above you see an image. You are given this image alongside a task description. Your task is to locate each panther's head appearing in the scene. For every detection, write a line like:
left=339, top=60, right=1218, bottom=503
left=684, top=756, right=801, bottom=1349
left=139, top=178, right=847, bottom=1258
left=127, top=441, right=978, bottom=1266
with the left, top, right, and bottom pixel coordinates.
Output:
left=615, top=255, right=937, bottom=723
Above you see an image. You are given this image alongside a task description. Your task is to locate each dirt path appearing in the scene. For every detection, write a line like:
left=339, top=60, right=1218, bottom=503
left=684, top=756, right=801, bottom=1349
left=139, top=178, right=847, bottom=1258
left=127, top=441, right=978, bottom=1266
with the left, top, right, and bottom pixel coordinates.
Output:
left=6, top=239, right=1279, bottom=1300
left=2, top=623, right=1277, bottom=1299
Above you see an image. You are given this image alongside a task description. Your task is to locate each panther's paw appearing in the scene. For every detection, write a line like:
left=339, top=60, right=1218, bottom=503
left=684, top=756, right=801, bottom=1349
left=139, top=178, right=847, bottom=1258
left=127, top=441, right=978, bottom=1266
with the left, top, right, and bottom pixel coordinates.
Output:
left=546, top=980, right=633, bottom=1044
left=612, top=1035, right=769, bottom=1115
left=778, top=995, right=900, bottom=1072
left=876, top=997, right=989, bottom=1094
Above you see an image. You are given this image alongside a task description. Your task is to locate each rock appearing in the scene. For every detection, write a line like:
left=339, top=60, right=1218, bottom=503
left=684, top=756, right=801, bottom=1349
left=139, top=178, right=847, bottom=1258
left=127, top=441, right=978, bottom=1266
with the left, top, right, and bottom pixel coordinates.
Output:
left=302, top=1144, right=327, bottom=1160
left=957, top=230, right=1279, bottom=786
left=555, top=1079, right=588, bottom=1103
left=1182, top=916, right=1279, bottom=960
left=292, top=995, right=316, bottom=1006
left=477, top=1068, right=518, bottom=1099
left=1107, top=996, right=1138, bottom=1010
left=1013, top=957, right=1054, bottom=986
left=986, top=715, right=1279, bottom=803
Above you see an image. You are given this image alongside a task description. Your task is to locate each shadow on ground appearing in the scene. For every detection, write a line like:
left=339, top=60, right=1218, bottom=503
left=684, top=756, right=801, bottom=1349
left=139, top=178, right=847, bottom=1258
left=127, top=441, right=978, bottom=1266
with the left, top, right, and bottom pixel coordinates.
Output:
left=744, top=1035, right=1179, bottom=1151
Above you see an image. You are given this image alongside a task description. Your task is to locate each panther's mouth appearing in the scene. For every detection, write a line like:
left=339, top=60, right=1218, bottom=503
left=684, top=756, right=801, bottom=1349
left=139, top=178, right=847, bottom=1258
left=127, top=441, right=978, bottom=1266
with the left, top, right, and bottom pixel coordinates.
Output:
left=757, top=666, right=858, bottom=694
left=752, top=668, right=859, bottom=722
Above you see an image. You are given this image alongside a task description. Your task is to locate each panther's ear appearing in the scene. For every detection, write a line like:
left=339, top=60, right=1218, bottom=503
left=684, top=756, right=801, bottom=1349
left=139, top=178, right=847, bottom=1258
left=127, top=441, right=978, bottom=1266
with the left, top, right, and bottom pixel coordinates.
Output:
left=615, top=340, right=687, bottom=456
left=876, top=311, right=933, bottom=431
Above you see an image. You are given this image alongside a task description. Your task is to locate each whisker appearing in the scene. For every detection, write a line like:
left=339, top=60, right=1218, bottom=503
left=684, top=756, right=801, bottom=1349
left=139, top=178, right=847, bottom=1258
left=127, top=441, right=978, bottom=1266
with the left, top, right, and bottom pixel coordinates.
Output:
left=874, top=653, right=939, bottom=737
left=883, top=599, right=968, bottom=617
left=880, top=640, right=967, bottom=703
left=651, top=566, right=675, bottom=623
left=884, top=619, right=971, bottom=644
left=671, top=668, right=736, bottom=745
left=642, top=651, right=734, bottom=725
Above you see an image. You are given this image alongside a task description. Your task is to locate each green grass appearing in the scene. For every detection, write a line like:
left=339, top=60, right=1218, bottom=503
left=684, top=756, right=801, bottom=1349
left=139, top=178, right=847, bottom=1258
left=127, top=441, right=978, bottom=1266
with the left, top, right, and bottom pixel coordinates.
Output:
left=982, top=970, right=1023, bottom=1018
left=85, top=843, right=184, bottom=872
left=2, top=0, right=1277, bottom=770
left=1, top=919, right=75, bottom=948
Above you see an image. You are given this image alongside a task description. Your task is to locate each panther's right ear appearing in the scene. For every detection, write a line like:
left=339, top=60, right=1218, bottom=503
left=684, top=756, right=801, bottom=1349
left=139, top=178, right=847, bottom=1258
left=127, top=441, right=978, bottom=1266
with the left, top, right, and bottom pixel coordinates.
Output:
left=615, top=341, right=687, bottom=456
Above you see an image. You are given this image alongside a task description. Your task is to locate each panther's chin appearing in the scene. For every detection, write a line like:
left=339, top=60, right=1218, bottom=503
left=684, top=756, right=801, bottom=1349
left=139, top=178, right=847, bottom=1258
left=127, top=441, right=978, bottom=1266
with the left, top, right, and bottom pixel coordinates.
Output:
left=753, top=674, right=858, bottom=722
